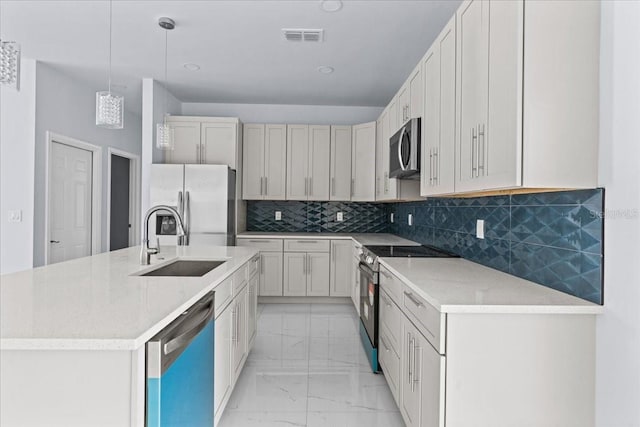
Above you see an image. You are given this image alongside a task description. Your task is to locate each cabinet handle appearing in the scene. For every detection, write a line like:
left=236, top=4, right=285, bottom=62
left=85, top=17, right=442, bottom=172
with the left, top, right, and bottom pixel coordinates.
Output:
left=304, top=177, right=308, bottom=196
left=331, top=177, right=336, bottom=196
left=202, top=143, right=206, bottom=163
left=380, top=292, right=391, bottom=308
left=478, top=124, right=485, bottom=175
left=380, top=336, right=390, bottom=352
left=264, top=176, right=268, bottom=195
left=260, top=256, right=264, bottom=275
left=309, top=177, right=312, bottom=196
left=471, top=127, right=478, bottom=178
left=196, top=144, right=200, bottom=163
left=433, top=148, right=438, bottom=184
left=412, top=339, right=419, bottom=392
left=380, top=270, right=392, bottom=280
left=351, top=178, right=355, bottom=197
left=308, top=254, right=312, bottom=275
left=429, top=148, right=434, bottom=185
left=232, top=307, right=237, bottom=344
left=407, top=332, right=413, bottom=384
left=404, top=291, right=423, bottom=308
left=303, top=255, right=307, bottom=275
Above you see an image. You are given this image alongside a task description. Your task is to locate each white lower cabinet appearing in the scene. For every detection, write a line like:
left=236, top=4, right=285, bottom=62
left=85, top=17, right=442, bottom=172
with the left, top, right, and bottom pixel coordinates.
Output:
left=214, top=257, right=259, bottom=424
left=379, top=265, right=597, bottom=427
left=283, top=252, right=330, bottom=296
left=236, top=238, right=284, bottom=296
left=351, top=244, right=361, bottom=315
left=329, top=240, right=352, bottom=297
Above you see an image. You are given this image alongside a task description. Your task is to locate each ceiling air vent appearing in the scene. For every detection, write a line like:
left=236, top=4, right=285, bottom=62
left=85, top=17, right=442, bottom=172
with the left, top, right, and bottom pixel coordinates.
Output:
left=283, top=29, right=324, bottom=43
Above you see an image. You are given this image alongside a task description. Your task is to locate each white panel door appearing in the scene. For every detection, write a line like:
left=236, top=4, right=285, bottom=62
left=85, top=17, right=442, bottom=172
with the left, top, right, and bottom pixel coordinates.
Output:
left=264, top=124, right=287, bottom=200
left=232, top=288, right=247, bottom=381
left=259, top=252, right=283, bottom=296
left=329, top=240, right=352, bottom=297
left=308, top=125, right=331, bottom=201
left=398, top=85, right=410, bottom=125
left=283, top=252, right=307, bottom=296
left=351, top=122, right=376, bottom=201
left=286, top=125, right=309, bottom=200
left=330, top=126, right=353, bottom=201
left=165, top=120, right=200, bottom=164
left=201, top=121, right=237, bottom=168
left=436, top=17, right=457, bottom=196
left=409, top=65, right=423, bottom=121
left=242, top=124, right=265, bottom=200
left=247, top=273, right=258, bottom=347
left=49, top=142, right=93, bottom=264
left=184, top=165, right=228, bottom=234
left=422, top=44, right=440, bottom=196
left=307, top=253, right=330, bottom=297
left=375, top=117, right=385, bottom=200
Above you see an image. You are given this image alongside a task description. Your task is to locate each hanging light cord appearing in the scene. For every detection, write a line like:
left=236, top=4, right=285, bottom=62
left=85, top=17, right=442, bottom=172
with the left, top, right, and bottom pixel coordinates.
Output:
left=163, top=25, right=168, bottom=125
left=108, top=0, right=113, bottom=93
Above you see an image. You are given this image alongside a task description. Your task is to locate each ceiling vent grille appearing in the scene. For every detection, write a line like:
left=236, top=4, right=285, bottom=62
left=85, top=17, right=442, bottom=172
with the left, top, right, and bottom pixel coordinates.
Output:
left=283, top=29, right=324, bottom=43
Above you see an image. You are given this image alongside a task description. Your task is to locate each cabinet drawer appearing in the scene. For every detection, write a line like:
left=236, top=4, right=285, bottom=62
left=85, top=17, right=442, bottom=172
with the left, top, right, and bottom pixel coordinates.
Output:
left=214, top=277, right=233, bottom=315
left=379, top=329, right=400, bottom=406
left=379, top=289, right=402, bottom=354
left=402, top=284, right=445, bottom=354
left=232, top=266, right=248, bottom=295
left=236, top=238, right=283, bottom=252
left=283, top=239, right=330, bottom=253
left=379, top=265, right=402, bottom=306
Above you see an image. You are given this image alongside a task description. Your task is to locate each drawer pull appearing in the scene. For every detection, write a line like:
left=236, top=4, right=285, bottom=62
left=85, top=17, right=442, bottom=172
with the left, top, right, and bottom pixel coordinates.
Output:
left=404, top=291, right=423, bottom=308
left=298, top=240, right=318, bottom=243
left=380, top=271, right=392, bottom=280
left=380, top=336, right=390, bottom=352
left=380, top=293, right=392, bottom=308
left=249, top=240, right=268, bottom=243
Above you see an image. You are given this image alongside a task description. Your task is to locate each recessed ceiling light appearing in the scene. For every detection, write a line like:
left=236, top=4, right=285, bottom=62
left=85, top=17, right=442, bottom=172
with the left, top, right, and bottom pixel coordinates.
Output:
left=183, top=63, right=201, bottom=71
left=320, top=0, right=342, bottom=12
left=317, top=66, right=334, bottom=74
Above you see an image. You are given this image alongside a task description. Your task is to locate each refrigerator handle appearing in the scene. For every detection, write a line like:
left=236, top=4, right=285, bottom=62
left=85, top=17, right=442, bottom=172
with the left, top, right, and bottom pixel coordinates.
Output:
left=177, top=191, right=184, bottom=246
left=184, top=191, right=190, bottom=246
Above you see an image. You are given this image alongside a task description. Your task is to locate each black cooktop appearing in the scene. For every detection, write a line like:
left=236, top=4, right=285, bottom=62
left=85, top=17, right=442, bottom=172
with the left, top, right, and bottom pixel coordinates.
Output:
left=366, top=245, right=458, bottom=258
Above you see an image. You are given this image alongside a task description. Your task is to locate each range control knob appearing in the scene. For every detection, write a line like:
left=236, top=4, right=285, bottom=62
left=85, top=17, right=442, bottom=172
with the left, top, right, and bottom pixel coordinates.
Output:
left=357, top=248, right=364, bottom=256
left=366, top=256, right=374, bottom=265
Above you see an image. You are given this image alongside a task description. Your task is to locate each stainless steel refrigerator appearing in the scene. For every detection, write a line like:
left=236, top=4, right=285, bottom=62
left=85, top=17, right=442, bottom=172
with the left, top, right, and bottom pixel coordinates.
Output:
left=150, top=164, right=236, bottom=246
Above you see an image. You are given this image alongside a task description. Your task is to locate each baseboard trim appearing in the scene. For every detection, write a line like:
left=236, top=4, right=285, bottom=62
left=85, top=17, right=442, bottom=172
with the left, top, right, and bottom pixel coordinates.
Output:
left=258, top=296, right=351, bottom=304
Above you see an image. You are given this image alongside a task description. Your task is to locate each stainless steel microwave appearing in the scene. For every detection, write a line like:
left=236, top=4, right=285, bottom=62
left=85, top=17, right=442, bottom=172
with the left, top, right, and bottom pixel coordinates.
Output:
left=389, top=117, right=421, bottom=179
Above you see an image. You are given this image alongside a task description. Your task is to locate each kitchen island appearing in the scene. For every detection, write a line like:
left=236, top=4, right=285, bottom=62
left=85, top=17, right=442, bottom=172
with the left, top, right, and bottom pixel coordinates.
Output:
left=0, top=245, right=258, bottom=426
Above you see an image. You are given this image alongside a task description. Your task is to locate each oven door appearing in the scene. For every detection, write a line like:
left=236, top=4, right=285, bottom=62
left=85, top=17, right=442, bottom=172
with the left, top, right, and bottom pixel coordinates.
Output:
left=359, top=262, right=378, bottom=347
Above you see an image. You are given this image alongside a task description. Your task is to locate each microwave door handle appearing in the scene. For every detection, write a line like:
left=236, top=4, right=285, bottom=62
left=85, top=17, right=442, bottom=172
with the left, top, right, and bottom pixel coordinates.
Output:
left=397, top=127, right=407, bottom=171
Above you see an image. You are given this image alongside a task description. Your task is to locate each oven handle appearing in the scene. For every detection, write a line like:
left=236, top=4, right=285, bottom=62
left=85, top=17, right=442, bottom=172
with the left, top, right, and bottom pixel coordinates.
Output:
left=358, top=262, right=376, bottom=280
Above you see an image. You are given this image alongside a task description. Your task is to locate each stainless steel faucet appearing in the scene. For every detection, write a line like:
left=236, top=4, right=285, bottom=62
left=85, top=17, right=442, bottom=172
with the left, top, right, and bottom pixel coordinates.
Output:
left=141, top=205, right=186, bottom=265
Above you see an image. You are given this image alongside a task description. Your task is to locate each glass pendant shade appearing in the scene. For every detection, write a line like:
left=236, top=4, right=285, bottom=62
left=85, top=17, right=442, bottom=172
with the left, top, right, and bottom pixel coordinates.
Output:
left=156, top=122, right=175, bottom=150
left=0, top=40, right=20, bottom=89
left=96, top=91, right=124, bottom=129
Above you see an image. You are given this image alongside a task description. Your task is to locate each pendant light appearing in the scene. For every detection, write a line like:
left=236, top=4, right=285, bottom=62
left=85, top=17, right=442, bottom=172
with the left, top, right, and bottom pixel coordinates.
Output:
left=0, top=40, right=21, bottom=90
left=96, top=0, right=124, bottom=129
left=156, top=17, right=175, bottom=150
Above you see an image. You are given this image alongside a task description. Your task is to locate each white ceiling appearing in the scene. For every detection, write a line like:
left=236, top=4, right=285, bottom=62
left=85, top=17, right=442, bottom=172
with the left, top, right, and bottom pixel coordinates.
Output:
left=1, top=0, right=461, bottom=114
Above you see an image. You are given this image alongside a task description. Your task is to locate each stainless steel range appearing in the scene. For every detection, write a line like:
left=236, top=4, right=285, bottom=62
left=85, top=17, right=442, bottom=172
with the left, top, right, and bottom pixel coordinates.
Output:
left=358, top=244, right=458, bottom=372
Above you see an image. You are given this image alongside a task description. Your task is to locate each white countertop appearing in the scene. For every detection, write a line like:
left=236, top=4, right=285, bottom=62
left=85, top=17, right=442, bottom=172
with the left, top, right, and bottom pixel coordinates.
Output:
left=238, top=232, right=418, bottom=247
left=380, top=258, right=603, bottom=314
left=0, top=245, right=258, bottom=351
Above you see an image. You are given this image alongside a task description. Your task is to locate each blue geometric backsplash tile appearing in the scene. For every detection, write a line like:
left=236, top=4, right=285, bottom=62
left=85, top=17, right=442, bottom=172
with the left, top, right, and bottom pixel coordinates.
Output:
left=247, top=188, right=604, bottom=304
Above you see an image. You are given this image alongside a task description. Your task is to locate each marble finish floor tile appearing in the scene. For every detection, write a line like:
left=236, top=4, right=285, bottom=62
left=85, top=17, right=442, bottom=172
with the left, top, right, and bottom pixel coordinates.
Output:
left=218, top=303, right=405, bottom=427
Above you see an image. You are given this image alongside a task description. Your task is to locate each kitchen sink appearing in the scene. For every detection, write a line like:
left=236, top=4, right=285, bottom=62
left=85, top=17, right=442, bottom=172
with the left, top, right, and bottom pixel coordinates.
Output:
left=139, top=260, right=226, bottom=277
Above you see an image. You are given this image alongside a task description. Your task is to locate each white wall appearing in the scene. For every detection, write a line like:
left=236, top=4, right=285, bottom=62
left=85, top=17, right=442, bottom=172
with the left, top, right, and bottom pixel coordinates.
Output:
left=181, top=102, right=383, bottom=125
left=32, top=63, right=142, bottom=267
left=0, top=59, right=37, bottom=274
left=140, top=78, right=182, bottom=222
left=596, top=1, right=640, bottom=426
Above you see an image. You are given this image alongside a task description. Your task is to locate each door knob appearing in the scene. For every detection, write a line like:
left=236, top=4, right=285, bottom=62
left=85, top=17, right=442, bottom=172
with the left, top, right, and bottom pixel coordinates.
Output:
left=50, top=240, right=60, bottom=243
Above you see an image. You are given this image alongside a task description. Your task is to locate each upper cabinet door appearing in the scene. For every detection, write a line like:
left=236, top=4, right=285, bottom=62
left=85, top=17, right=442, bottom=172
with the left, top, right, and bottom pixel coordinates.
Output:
left=351, top=122, right=376, bottom=202
left=422, top=15, right=456, bottom=196
left=308, top=125, right=331, bottom=201
left=456, top=0, right=490, bottom=192
left=165, top=120, right=200, bottom=164
left=330, top=126, right=353, bottom=201
left=375, top=117, right=385, bottom=200
left=200, top=121, right=238, bottom=168
left=408, top=65, right=423, bottom=121
left=286, top=125, right=310, bottom=200
left=242, top=124, right=265, bottom=200
left=388, top=97, right=399, bottom=137
left=264, top=125, right=287, bottom=200
left=397, top=85, right=410, bottom=126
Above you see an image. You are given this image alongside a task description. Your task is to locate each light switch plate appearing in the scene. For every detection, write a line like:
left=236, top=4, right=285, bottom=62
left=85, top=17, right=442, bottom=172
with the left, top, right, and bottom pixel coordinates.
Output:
left=8, top=210, right=22, bottom=223
left=408, top=214, right=413, bottom=226
left=390, top=213, right=394, bottom=223
left=476, top=219, right=485, bottom=239
left=275, top=211, right=282, bottom=221
left=337, top=212, right=344, bottom=222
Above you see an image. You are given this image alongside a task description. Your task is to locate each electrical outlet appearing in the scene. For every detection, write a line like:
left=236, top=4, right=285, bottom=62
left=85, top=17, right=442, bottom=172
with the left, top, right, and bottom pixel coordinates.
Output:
left=476, top=219, right=485, bottom=239
left=275, top=211, right=282, bottom=221
left=390, top=213, right=394, bottom=223
left=337, top=212, right=344, bottom=222
left=408, top=214, right=413, bottom=226
left=8, top=210, right=22, bottom=223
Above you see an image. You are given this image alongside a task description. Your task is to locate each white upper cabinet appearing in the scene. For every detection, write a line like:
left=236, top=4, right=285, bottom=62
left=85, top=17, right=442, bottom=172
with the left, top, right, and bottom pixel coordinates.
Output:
left=330, top=126, right=353, bottom=201
left=242, top=124, right=287, bottom=200
left=165, top=117, right=241, bottom=167
left=421, top=15, right=456, bottom=196
left=455, top=0, right=600, bottom=193
left=397, top=65, right=423, bottom=128
left=286, top=125, right=330, bottom=201
left=351, top=122, right=377, bottom=202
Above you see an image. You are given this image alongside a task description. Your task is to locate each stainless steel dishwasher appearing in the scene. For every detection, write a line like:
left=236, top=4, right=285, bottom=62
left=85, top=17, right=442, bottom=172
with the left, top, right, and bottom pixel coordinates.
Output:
left=146, top=291, right=215, bottom=427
